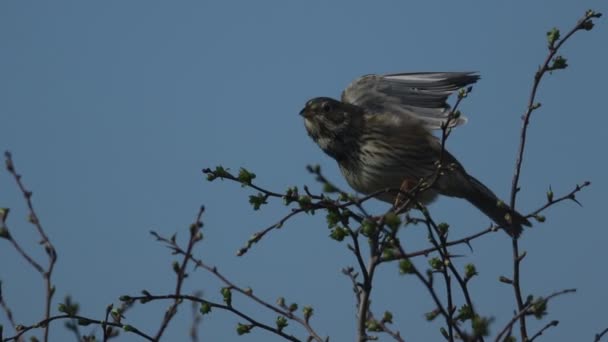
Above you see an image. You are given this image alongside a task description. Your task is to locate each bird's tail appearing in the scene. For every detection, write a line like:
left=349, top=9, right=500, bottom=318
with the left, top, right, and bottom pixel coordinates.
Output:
left=463, top=175, right=531, bottom=238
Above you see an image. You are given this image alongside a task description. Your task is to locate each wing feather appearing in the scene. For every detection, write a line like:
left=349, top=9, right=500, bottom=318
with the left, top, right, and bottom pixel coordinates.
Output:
left=341, top=72, right=480, bottom=129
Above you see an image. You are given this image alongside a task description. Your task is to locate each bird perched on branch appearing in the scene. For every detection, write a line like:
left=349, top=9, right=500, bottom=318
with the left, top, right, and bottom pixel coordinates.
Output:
left=300, top=72, right=530, bottom=237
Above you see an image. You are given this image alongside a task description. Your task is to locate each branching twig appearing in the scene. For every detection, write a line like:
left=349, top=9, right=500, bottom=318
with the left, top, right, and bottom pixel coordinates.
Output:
left=495, top=288, right=576, bottom=341
left=150, top=231, right=324, bottom=341
left=2, top=314, right=153, bottom=342
left=507, top=11, right=600, bottom=340
left=3, top=152, right=57, bottom=342
left=152, top=206, right=205, bottom=341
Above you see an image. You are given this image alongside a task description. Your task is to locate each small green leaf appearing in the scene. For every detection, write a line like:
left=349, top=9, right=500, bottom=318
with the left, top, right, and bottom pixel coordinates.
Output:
left=237, top=168, right=256, bottom=186
left=550, top=56, right=568, bottom=70
left=248, top=193, right=267, bottom=210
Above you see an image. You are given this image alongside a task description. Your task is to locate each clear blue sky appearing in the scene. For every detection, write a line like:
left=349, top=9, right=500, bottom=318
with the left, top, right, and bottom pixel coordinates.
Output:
left=1, top=1, right=606, bottom=341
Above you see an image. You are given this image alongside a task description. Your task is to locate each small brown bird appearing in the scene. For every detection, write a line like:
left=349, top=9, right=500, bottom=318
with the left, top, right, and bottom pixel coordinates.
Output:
left=300, top=72, right=530, bottom=237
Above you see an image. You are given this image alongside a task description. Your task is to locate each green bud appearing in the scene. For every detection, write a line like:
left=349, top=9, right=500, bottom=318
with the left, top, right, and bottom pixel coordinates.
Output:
left=288, top=303, right=298, bottom=312
left=297, top=196, right=312, bottom=210
left=276, top=316, right=288, bottom=331
left=546, top=27, right=560, bottom=47
left=283, top=187, right=299, bottom=205
left=550, top=56, right=568, bottom=70
left=532, top=298, right=548, bottom=319
left=382, top=311, right=393, bottom=324
left=329, top=227, right=348, bottom=241
left=123, top=324, right=134, bottom=332
left=325, top=209, right=341, bottom=228
left=535, top=215, right=546, bottom=223
left=200, top=302, right=212, bottom=315
left=464, top=264, right=478, bottom=281
left=361, top=219, right=377, bottom=236
left=0, top=227, right=10, bottom=240
left=248, top=193, right=267, bottom=210
left=384, top=212, right=401, bottom=231
left=425, top=309, right=440, bottom=321
left=499, top=276, right=513, bottom=284
left=547, top=187, right=554, bottom=202
left=213, top=166, right=230, bottom=179
left=322, top=183, right=338, bottom=193
left=456, top=304, right=473, bottom=321
left=237, top=168, right=256, bottom=186
left=366, top=319, right=381, bottom=332
left=277, top=297, right=285, bottom=307
left=437, top=222, right=449, bottom=236
left=119, top=295, right=132, bottom=302
left=303, top=306, right=313, bottom=321
left=77, top=318, right=92, bottom=326
left=382, top=248, right=396, bottom=260
left=399, top=259, right=415, bottom=275
left=429, top=257, right=443, bottom=271
left=221, top=287, right=232, bottom=306
left=0, top=208, right=9, bottom=221
left=440, top=327, right=449, bottom=339
left=236, top=323, right=252, bottom=335
left=472, top=315, right=492, bottom=337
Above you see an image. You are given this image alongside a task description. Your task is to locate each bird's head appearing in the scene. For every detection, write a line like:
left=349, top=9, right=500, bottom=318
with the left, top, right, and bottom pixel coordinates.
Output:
left=299, top=97, right=363, bottom=161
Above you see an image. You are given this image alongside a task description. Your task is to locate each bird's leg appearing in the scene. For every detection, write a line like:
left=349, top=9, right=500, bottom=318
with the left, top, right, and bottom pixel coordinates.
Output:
left=393, top=177, right=417, bottom=209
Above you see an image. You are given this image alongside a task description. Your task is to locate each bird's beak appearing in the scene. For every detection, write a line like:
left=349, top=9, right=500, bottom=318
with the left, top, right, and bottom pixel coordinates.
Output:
left=299, top=107, right=311, bottom=118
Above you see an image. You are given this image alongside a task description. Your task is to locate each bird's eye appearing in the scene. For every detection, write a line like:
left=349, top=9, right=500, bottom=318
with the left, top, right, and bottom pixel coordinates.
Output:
left=321, top=102, right=332, bottom=112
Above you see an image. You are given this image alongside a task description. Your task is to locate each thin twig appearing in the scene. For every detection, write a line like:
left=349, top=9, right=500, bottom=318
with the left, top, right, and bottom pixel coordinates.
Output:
left=2, top=314, right=153, bottom=342
left=507, top=11, right=599, bottom=339
left=4, top=152, right=57, bottom=342
left=495, top=288, right=576, bottom=341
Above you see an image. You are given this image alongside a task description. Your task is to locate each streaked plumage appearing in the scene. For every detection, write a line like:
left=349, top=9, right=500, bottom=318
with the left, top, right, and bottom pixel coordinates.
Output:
left=300, top=72, right=530, bottom=237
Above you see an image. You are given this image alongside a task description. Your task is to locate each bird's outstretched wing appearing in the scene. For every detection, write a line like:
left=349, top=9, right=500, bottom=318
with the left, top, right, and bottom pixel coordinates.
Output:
left=341, top=72, right=480, bottom=129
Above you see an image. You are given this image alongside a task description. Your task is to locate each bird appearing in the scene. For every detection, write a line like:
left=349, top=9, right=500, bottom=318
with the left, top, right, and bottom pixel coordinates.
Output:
left=299, top=72, right=530, bottom=237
